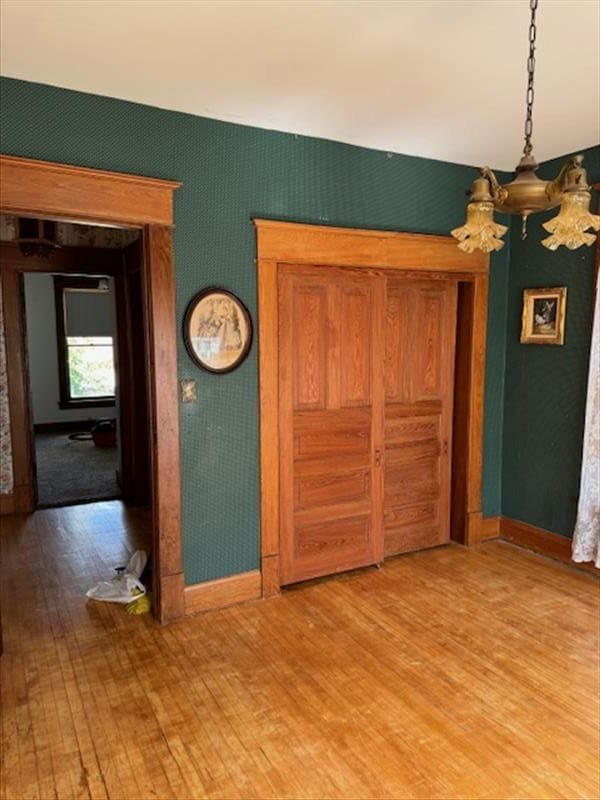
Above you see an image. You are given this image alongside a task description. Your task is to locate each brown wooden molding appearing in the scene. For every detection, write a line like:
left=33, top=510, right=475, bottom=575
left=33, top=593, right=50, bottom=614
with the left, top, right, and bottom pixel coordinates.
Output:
left=34, top=421, right=95, bottom=434
left=261, top=554, right=281, bottom=599
left=184, top=570, right=262, bottom=616
left=464, top=511, right=484, bottom=545
left=0, top=495, right=14, bottom=515
left=0, top=485, right=35, bottom=515
left=0, top=155, right=181, bottom=227
left=499, top=516, right=598, bottom=573
left=0, top=155, right=183, bottom=623
left=143, top=224, right=184, bottom=623
left=255, top=220, right=489, bottom=595
left=481, top=515, right=501, bottom=541
left=253, top=219, right=488, bottom=273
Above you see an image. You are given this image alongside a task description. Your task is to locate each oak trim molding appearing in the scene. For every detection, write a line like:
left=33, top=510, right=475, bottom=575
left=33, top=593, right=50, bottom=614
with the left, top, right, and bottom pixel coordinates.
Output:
left=480, top=515, right=501, bottom=542
left=499, top=516, right=598, bottom=573
left=254, top=219, right=489, bottom=274
left=0, top=154, right=184, bottom=623
left=0, top=155, right=180, bottom=227
left=254, top=219, right=490, bottom=597
left=184, top=570, right=262, bottom=616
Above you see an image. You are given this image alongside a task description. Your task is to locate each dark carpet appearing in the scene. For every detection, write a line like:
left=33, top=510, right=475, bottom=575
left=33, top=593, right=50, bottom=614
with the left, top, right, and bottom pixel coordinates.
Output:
left=35, top=433, right=119, bottom=507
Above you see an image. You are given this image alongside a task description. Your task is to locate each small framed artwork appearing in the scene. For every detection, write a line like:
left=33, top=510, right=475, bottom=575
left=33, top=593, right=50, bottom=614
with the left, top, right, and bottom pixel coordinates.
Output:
left=183, top=287, right=252, bottom=373
left=520, top=286, right=567, bottom=345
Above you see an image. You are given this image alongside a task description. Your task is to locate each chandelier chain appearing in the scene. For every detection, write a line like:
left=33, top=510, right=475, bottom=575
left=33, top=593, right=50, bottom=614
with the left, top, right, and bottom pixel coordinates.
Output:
left=524, top=0, right=538, bottom=155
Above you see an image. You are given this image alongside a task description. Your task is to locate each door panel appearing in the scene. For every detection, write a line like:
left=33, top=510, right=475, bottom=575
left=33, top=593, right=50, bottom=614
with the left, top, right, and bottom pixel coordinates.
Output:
left=279, top=265, right=384, bottom=586
left=292, top=286, right=327, bottom=409
left=383, top=279, right=457, bottom=557
left=279, top=268, right=457, bottom=582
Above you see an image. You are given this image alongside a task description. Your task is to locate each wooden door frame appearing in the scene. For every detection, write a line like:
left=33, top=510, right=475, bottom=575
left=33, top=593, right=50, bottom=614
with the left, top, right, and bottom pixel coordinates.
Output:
left=0, top=155, right=184, bottom=623
left=254, top=219, right=490, bottom=597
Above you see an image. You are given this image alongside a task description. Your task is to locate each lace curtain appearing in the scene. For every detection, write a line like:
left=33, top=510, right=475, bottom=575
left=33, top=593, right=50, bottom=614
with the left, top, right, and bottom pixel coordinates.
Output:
left=0, top=280, right=14, bottom=495
left=572, top=272, right=600, bottom=567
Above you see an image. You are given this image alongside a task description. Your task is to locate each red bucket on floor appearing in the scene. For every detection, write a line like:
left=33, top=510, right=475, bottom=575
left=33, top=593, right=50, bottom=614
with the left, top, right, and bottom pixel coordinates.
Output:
left=91, top=418, right=117, bottom=448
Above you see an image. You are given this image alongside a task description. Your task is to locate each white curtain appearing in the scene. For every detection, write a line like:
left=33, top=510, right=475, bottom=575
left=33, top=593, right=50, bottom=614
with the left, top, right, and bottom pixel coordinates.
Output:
left=572, top=274, right=600, bottom=567
left=0, top=280, right=14, bottom=495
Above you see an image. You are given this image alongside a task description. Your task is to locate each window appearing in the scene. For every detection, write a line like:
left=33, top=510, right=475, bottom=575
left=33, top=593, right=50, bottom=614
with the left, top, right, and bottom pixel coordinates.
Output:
left=54, top=276, right=116, bottom=409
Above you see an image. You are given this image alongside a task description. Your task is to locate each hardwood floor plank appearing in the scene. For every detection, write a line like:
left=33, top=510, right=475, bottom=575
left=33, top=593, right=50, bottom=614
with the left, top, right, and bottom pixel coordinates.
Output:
left=1, top=502, right=598, bottom=799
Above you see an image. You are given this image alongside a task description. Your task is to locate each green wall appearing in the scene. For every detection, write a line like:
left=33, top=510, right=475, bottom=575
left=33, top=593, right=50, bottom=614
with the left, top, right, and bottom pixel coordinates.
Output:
left=502, top=146, right=600, bottom=538
left=0, top=77, right=510, bottom=583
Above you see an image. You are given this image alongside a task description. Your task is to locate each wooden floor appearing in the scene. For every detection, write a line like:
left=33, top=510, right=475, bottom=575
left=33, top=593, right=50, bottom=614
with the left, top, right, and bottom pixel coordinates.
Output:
left=1, top=502, right=598, bottom=800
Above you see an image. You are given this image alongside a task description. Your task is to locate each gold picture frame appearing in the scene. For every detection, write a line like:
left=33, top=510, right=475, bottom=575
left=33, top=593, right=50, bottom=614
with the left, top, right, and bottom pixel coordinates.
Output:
left=520, top=286, right=567, bottom=345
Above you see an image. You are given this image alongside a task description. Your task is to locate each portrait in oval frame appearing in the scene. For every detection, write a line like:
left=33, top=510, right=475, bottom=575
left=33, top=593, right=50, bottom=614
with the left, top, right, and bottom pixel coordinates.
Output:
left=183, top=288, right=252, bottom=373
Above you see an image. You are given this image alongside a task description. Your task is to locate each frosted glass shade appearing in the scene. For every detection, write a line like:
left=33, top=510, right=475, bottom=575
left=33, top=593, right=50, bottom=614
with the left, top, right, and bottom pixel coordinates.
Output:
left=451, top=201, right=508, bottom=253
left=542, top=191, right=600, bottom=251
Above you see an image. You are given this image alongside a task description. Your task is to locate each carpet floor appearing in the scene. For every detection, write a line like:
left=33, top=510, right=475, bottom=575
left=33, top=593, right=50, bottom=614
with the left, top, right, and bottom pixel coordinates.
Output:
left=35, top=432, right=119, bottom=507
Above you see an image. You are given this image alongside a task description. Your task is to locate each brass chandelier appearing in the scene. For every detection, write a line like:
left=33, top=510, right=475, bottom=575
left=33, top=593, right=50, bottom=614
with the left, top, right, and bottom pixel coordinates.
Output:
left=451, top=0, right=599, bottom=254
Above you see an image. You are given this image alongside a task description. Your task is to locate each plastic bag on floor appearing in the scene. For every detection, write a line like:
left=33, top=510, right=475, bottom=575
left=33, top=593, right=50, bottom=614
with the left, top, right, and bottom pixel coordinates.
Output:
left=86, top=550, right=148, bottom=604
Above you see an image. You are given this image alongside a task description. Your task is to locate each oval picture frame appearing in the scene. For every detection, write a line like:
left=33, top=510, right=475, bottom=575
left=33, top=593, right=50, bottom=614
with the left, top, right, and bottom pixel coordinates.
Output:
left=183, top=287, right=252, bottom=373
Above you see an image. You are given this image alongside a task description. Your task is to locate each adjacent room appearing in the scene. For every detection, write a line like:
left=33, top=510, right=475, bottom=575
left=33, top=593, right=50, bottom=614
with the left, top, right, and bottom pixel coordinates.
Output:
left=24, top=263, right=119, bottom=507
left=0, top=1, right=598, bottom=799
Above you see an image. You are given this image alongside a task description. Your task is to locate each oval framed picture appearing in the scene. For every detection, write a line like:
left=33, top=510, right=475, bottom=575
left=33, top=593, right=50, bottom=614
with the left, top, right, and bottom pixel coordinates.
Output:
left=183, top=287, right=252, bottom=373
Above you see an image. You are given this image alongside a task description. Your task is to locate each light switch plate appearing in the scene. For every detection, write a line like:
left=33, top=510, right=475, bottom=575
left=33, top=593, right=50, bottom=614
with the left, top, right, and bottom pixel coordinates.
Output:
left=180, top=379, right=197, bottom=403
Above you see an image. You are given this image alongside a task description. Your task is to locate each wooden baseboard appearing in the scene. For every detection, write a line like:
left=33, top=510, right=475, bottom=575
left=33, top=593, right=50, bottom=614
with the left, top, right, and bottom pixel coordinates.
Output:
left=157, top=571, right=185, bottom=624
left=0, top=484, right=35, bottom=516
left=499, top=516, right=598, bottom=573
left=184, top=570, right=262, bottom=616
left=261, top=554, right=281, bottom=598
left=463, top=511, right=483, bottom=544
left=34, top=420, right=95, bottom=433
left=0, top=494, right=15, bottom=515
left=481, top=515, right=501, bottom=541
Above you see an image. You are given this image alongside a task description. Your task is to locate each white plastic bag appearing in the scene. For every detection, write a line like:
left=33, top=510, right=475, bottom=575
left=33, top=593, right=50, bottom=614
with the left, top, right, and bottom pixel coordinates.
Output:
left=86, top=550, right=148, bottom=604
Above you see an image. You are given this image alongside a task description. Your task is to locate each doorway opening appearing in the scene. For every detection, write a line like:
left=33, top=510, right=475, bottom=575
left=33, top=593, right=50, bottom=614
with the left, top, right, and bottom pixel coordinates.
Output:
left=7, top=217, right=151, bottom=512
left=1, top=154, right=183, bottom=624
left=2, top=214, right=153, bottom=586
left=254, top=219, right=489, bottom=596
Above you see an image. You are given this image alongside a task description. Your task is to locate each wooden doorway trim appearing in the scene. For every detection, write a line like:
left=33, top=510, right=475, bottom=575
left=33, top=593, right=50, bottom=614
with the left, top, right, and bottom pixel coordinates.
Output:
left=253, top=219, right=490, bottom=597
left=0, top=155, right=184, bottom=623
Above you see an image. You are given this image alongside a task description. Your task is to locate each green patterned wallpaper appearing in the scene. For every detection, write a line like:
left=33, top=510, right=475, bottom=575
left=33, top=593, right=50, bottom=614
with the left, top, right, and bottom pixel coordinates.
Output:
left=0, top=77, right=510, bottom=582
left=502, top=146, right=600, bottom=538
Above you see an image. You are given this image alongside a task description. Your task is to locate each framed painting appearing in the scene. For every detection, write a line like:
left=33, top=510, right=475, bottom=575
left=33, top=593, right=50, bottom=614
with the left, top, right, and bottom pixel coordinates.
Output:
left=520, top=286, right=567, bottom=345
left=183, top=288, right=252, bottom=373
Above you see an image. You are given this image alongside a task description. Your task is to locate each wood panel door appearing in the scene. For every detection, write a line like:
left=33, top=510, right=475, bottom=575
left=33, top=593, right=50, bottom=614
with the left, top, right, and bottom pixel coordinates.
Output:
left=384, top=278, right=458, bottom=556
left=278, top=265, right=385, bottom=585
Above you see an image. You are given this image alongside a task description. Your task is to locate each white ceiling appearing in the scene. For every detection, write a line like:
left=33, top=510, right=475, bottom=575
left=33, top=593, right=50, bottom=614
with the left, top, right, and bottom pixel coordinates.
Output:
left=1, top=0, right=598, bottom=170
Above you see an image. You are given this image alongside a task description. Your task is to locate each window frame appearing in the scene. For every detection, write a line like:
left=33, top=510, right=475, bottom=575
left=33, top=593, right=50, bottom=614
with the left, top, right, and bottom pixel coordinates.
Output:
left=53, top=275, right=116, bottom=410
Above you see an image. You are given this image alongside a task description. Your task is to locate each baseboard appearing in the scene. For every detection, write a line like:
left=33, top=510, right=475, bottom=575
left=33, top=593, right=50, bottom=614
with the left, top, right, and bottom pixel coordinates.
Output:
left=0, top=484, right=35, bottom=515
left=481, top=515, right=501, bottom=541
left=499, top=516, right=598, bottom=573
left=0, top=494, right=15, bottom=515
left=184, top=570, right=262, bottom=616
left=34, top=420, right=95, bottom=433
left=157, top=571, right=185, bottom=623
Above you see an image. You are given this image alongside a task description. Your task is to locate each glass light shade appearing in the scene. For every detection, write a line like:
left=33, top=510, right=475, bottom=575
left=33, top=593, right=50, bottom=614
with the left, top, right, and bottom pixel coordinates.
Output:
left=541, top=191, right=600, bottom=251
left=451, top=201, right=508, bottom=253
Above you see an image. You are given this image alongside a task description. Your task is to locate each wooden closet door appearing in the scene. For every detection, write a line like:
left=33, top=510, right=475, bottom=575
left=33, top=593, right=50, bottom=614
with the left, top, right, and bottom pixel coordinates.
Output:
left=278, top=265, right=385, bottom=585
left=384, top=278, right=458, bottom=556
